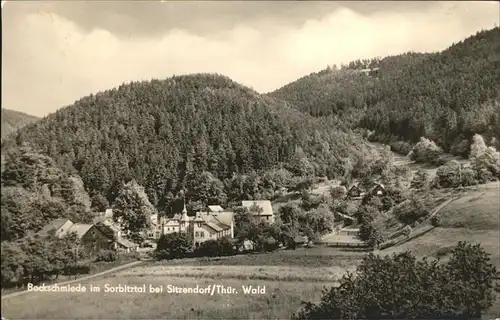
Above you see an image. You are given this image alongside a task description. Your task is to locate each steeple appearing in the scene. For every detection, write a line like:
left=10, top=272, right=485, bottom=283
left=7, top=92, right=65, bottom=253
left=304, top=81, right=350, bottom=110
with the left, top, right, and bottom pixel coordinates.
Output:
left=181, top=198, right=189, bottom=223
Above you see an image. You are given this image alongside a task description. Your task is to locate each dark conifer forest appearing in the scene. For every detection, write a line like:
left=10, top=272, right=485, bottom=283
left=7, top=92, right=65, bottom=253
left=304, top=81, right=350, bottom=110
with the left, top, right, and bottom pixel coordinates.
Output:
left=270, top=28, right=500, bottom=155
left=2, top=74, right=370, bottom=215
left=2, top=27, right=499, bottom=223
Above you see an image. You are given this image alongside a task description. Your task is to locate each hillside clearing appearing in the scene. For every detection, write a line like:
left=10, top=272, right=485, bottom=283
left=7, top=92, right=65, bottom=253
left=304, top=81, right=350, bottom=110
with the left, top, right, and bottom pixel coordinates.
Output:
left=380, top=182, right=499, bottom=261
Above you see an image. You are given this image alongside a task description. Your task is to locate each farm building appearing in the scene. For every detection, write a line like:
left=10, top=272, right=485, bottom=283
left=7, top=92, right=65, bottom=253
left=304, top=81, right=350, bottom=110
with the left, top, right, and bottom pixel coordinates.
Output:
left=241, top=200, right=275, bottom=224
left=347, top=185, right=363, bottom=199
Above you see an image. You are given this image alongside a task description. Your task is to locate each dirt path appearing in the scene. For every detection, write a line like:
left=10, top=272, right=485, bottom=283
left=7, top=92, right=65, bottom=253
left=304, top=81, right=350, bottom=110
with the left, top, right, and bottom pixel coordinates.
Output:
left=1, top=260, right=144, bottom=300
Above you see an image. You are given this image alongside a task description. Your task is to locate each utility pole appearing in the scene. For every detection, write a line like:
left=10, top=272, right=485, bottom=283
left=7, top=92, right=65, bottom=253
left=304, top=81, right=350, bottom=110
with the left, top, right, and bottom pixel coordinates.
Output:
left=458, top=163, right=462, bottom=188
left=73, top=247, right=78, bottom=280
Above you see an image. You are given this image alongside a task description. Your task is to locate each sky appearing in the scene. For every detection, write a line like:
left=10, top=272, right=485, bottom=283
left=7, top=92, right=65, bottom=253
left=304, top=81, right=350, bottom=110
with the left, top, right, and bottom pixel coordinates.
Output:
left=2, top=1, right=499, bottom=117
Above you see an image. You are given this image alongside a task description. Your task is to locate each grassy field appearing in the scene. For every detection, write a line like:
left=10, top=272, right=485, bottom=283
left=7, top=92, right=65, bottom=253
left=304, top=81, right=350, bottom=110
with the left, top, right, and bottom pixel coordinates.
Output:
left=2, top=276, right=328, bottom=319
left=379, top=182, right=499, bottom=264
left=378, top=182, right=500, bottom=319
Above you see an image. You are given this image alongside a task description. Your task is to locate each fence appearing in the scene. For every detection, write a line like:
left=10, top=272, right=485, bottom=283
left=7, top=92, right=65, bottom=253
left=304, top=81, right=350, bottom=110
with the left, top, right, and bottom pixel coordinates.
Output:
left=316, top=241, right=369, bottom=249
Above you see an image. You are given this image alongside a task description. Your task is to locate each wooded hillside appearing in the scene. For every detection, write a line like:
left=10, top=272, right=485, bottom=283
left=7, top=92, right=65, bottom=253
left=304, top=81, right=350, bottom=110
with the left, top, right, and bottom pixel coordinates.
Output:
left=270, top=27, right=500, bottom=155
left=2, top=74, right=376, bottom=214
left=1, top=109, right=39, bottom=140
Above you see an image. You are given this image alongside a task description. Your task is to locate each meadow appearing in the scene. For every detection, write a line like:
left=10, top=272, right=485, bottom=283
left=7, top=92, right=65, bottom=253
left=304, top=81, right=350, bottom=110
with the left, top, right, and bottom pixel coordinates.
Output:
left=2, top=247, right=365, bottom=319
left=378, top=182, right=500, bottom=319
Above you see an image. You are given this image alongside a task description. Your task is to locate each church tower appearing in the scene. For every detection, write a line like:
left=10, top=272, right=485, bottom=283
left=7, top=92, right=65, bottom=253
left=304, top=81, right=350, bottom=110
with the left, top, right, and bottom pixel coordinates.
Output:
left=180, top=199, right=190, bottom=233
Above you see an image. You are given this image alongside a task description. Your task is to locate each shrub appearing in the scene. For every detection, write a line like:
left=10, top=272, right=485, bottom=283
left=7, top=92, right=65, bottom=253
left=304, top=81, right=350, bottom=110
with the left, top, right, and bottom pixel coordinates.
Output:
left=411, top=169, right=430, bottom=190
left=470, top=134, right=500, bottom=181
left=394, top=196, right=431, bottom=225
left=434, top=160, right=462, bottom=188
left=64, top=260, right=91, bottom=275
left=431, top=215, right=441, bottom=227
left=460, top=166, right=478, bottom=186
left=293, top=242, right=500, bottom=320
left=154, top=233, right=191, bottom=260
left=94, top=249, right=118, bottom=262
left=195, top=237, right=236, bottom=258
left=329, top=185, right=347, bottom=200
left=409, top=137, right=443, bottom=165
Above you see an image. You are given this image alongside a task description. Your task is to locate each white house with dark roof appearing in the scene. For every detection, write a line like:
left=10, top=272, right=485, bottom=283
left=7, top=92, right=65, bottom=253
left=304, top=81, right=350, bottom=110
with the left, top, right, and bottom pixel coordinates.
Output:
left=157, top=203, right=234, bottom=248
left=207, top=205, right=224, bottom=212
left=190, top=210, right=234, bottom=248
left=38, top=218, right=74, bottom=238
left=241, top=200, right=275, bottom=224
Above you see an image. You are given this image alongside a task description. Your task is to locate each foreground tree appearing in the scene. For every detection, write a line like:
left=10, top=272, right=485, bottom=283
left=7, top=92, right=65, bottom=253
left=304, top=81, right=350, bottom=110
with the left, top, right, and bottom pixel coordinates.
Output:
left=293, top=242, right=500, bottom=320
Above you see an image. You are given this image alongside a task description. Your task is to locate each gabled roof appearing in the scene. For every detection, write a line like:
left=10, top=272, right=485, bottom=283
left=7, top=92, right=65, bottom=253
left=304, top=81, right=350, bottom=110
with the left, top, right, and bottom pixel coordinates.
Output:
left=116, top=237, right=138, bottom=248
left=348, top=185, right=360, bottom=191
left=208, top=205, right=224, bottom=212
left=67, top=224, right=94, bottom=238
left=211, top=211, right=234, bottom=227
left=205, top=221, right=224, bottom=232
left=95, top=221, right=121, bottom=235
left=241, top=200, right=273, bottom=216
left=196, top=213, right=231, bottom=233
left=38, top=219, right=73, bottom=236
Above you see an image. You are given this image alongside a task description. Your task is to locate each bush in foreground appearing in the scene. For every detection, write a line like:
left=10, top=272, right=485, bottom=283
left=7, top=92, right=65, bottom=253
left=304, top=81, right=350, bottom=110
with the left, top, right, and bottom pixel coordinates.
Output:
left=154, top=233, right=192, bottom=260
left=195, top=237, right=236, bottom=257
left=293, top=241, right=500, bottom=319
left=94, top=249, right=118, bottom=262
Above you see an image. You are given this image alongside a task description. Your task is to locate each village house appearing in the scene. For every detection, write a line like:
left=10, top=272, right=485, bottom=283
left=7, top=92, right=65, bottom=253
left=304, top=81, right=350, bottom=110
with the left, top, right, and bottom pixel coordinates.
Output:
left=190, top=209, right=234, bottom=248
left=148, top=213, right=168, bottom=239
left=39, top=218, right=138, bottom=254
left=347, top=185, right=364, bottom=199
left=93, top=209, right=129, bottom=236
left=38, top=218, right=74, bottom=238
left=370, top=183, right=386, bottom=196
left=241, top=200, right=275, bottom=224
left=115, top=237, right=140, bottom=253
left=153, top=203, right=235, bottom=248
left=94, top=221, right=139, bottom=253
left=38, top=219, right=115, bottom=255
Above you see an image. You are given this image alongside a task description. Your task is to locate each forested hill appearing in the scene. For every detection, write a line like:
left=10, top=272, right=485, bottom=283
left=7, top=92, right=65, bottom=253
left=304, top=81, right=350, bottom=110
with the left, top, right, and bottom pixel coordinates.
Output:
left=269, top=27, right=500, bottom=155
left=1, top=109, right=39, bottom=140
left=3, top=73, right=376, bottom=213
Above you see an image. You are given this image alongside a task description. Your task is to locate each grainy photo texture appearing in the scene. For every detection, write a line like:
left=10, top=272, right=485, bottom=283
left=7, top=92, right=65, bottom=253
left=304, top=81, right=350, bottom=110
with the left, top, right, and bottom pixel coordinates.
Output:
left=1, top=1, right=500, bottom=319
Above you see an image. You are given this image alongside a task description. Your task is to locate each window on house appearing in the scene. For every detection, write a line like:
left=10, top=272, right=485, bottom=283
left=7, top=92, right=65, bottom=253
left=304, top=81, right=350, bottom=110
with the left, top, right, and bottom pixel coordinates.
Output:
left=198, top=223, right=202, bottom=227
left=200, top=232, right=204, bottom=238
left=195, top=231, right=199, bottom=237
